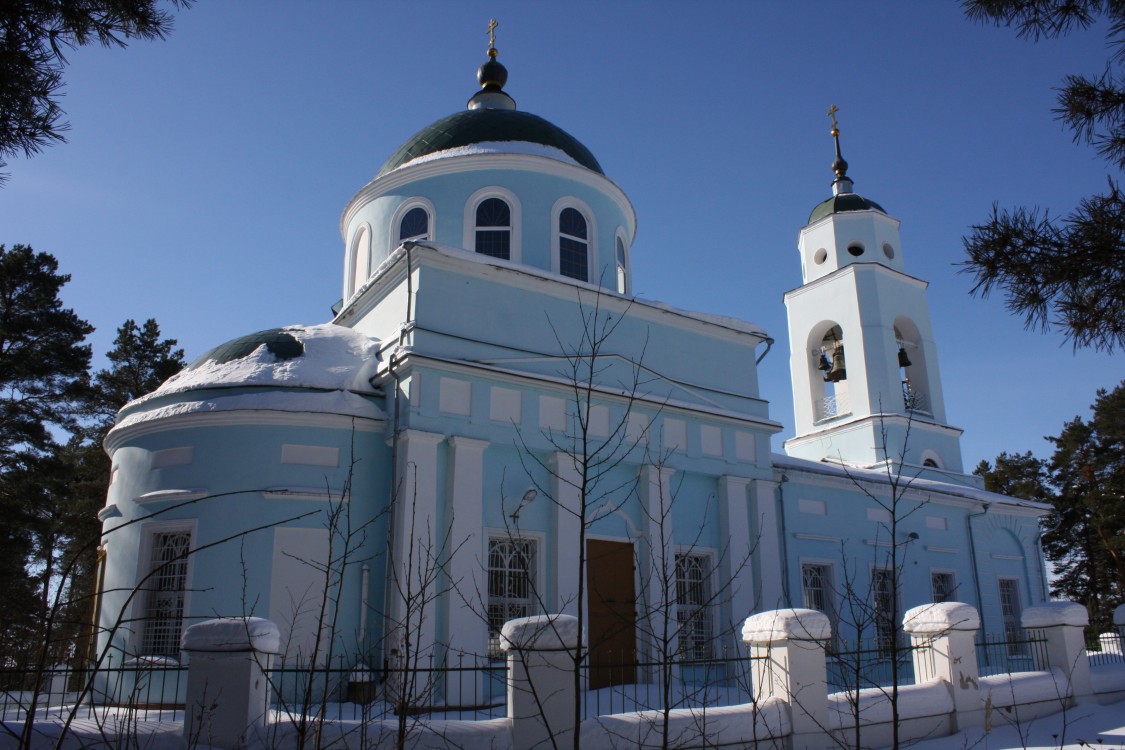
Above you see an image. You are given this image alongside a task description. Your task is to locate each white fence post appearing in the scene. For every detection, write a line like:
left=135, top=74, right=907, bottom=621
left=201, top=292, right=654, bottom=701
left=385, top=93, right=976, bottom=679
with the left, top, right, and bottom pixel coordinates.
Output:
left=501, top=614, right=579, bottom=750
left=743, top=608, right=832, bottom=750
left=1022, top=601, right=1093, bottom=704
left=902, top=602, right=983, bottom=730
left=181, top=617, right=281, bottom=749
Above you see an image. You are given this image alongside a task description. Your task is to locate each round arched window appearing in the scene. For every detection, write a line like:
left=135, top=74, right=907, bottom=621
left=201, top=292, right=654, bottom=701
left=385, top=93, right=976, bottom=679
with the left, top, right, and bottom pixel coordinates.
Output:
left=399, top=206, right=429, bottom=242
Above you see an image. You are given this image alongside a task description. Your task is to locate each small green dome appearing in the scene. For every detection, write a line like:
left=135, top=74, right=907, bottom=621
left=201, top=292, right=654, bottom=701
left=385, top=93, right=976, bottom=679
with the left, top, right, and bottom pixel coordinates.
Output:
left=188, top=328, right=304, bottom=369
left=808, top=192, right=886, bottom=224
left=377, top=108, right=604, bottom=176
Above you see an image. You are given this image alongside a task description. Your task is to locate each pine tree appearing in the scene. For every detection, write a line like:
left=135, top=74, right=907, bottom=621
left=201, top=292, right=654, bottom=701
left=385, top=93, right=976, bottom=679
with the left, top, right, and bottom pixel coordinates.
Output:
left=977, top=383, right=1125, bottom=632
left=1044, top=383, right=1125, bottom=632
left=0, top=244, right=93, bottom=459
left=86, top=318, right=185, bottom=437
left=962, top=0, right=1125, bottom=352
left=0, top=0, right=191, bottom=181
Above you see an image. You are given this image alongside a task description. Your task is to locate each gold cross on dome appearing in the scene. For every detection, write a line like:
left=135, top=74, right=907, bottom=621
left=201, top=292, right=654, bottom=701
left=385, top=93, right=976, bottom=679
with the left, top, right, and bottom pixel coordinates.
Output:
left=487, top=19, right=498, bottom=50
left=828, top=104, right=839, bottom=132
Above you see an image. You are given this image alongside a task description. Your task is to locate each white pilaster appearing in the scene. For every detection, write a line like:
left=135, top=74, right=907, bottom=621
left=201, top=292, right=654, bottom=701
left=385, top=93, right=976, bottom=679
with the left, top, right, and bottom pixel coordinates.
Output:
left=550, top=451, right=581, bottom=615
left=751, top=479, right=787, bottom=610
left=719, top=476, right=755, bottom=633
left=389, top=429, right=444, bottom=664
left=640, top=464, right=675, bottom=659
left=445, top=436, right=489, bottom=703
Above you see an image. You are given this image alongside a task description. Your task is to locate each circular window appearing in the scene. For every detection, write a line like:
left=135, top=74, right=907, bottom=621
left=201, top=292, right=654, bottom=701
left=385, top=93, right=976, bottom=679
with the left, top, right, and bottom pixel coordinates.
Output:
left=883, top=243, right=895, bottom=260
left=847, top=243, right=865, bottom=257
left=814, top=248, right=827, bottom=265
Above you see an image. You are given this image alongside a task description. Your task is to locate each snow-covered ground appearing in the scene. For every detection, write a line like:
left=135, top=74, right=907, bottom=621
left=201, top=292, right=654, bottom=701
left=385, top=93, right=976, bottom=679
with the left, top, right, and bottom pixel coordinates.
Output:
left=900, top=699, right=1125, bottom=750
left=2, top=697, right=1122, bottom=749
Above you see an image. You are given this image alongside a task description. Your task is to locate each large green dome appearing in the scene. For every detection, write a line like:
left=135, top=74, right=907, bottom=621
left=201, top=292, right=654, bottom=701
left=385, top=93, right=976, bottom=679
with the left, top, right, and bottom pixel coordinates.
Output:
left=377, top=108, right=604, bottom=176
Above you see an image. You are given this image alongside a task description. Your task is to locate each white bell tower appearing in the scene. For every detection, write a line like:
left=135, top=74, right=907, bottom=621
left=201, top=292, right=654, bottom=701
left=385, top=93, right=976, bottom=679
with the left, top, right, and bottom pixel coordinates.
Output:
left=783, top=108, right=964, bottom=474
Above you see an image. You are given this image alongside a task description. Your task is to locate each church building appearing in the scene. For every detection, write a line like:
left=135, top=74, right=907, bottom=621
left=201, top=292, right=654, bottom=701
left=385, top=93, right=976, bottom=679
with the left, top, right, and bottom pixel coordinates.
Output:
left=95, top=38, right=1050, bottom=695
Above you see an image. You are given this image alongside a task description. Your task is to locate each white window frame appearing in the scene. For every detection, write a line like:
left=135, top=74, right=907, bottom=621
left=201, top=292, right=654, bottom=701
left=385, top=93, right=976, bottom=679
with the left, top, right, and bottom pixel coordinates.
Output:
left=133, top=520, right=196, bottom=658
left=800, top=559, right=837, bottom=617
left=486, top=533, right=542, bottom=658
left=674, top=549, right=715, bottom=660
left=463, top=187, right=522, bottom=263
left=346, top=223, right=372, bottom=300
left=390, top=198, right=435, bottom=252
left=550, top=196, right=597, bottom=283
left=614, top=229, right=630, bottom=294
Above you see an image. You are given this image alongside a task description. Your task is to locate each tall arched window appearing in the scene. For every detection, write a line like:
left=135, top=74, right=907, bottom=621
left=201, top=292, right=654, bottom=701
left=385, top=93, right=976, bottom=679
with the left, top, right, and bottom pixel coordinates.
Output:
left=350, top=225, right=371, bottom=297
left=475, top=198, right=511, bottom=259
left=399, top=206, right=429, bottom=242
left=558, top=207, right=588, bottom=281
left=615, top=235, right=628, bottom=294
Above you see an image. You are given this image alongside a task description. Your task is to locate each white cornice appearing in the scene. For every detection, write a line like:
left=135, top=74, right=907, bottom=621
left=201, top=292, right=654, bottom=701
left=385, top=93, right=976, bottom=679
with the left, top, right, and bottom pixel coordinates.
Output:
left=341, top=153, right=637, bottom=241
left=105, top=409, right=385, bottom=454
left=783, top=261, right=929, bottom=301
left=336, top=241, right=771, bottom=347
left=390, top=351, right=783, bottom=436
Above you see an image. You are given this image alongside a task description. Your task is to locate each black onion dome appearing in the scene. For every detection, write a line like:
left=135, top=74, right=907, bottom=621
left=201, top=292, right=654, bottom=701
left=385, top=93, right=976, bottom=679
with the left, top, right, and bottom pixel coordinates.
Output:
left=808, top=193, right=886, bottom=224
left=188, top=328, right=304, bottom=369
left=377, top=108, right=604, bottom=176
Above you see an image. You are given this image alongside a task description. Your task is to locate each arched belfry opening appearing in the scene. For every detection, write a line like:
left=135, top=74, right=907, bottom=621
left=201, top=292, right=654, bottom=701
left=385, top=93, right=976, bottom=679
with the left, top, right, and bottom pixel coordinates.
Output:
left=808, top=323, right=849, bottom=423
left=894, top=317, right=930, bottom=416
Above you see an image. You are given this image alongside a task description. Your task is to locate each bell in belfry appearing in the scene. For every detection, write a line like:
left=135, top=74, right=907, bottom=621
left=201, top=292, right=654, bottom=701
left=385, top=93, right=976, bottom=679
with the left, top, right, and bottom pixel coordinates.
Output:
left=825, top=345, right=847, bottom=382
left=898, top=346, right=912, bottom=368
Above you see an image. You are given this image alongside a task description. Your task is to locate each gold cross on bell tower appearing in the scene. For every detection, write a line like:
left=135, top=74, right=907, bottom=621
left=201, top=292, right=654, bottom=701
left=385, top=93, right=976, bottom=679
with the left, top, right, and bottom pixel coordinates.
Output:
left=828, top=104, right=840, bottom=135
left=487, top=19, right=498, bottom=58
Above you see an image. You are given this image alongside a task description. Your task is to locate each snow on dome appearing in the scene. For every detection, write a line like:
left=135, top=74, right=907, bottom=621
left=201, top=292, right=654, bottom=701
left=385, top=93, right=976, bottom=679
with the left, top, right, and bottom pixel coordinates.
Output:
left=181, top=617, right=281, bottom=653
left=143, top=324, right=380, bottom=399
left=393, top=140, right=584, bottom=172
left=108, top=324, right=386, bottom=435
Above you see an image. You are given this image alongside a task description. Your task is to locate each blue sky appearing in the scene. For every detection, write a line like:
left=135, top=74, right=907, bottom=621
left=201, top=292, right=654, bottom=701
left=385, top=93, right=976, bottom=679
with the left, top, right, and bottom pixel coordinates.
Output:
left=0, top=2, right=1118, bottom=468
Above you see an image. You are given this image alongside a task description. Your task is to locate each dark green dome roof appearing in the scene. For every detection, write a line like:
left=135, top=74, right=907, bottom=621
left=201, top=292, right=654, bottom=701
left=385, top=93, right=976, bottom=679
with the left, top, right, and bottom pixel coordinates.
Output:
left=188, top=328, right=304, bottom=369
left=808, top=192, right=886, bottom=224
left=378, top=108, right=604, bottom=176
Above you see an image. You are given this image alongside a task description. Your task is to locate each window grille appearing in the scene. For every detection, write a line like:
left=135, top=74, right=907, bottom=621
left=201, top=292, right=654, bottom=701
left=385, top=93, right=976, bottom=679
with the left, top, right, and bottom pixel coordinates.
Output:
left=488, top=538, right=537, bottom=658
left=558, top=207, right=588, bottom=281
left=675, top=554, right=713, bottom=659
left=802, top=563, right=834, bottom=615
left=998, top=578, right=1026, bottom=656
left=931, top=571, right=956, bottom=603
left=475, top=198, right=511, bottom=259
left=871, top=569, right=897, bottom=657
left=141, top=530, right=192, bottom=657
left=399, top=206, right=429, bottom=242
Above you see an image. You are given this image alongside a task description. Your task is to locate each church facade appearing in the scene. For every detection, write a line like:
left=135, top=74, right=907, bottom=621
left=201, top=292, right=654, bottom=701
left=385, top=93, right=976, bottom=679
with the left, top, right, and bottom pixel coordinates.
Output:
left=95, top=45, right=1049, bottom=688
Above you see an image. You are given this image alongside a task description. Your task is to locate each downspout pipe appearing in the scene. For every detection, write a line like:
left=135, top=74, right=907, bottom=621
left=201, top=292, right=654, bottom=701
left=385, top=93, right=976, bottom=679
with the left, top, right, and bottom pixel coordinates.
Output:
left=777, top=474, right=791, bottom=608
left=966, top=503, right=990, bottom=619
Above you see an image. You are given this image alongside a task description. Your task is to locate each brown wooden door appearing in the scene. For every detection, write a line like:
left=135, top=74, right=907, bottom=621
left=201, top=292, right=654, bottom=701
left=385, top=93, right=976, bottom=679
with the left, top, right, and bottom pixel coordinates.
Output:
left=586, top=540, right=636, bottom=689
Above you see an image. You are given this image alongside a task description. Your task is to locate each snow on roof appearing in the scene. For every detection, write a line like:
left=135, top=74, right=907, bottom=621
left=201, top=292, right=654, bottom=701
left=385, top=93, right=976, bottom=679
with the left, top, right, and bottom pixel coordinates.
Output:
left=139, top=324, right=381, bottom=401
left=110, top=324, right=386, bottom=433
left=392, top=140, right=584, bottom=172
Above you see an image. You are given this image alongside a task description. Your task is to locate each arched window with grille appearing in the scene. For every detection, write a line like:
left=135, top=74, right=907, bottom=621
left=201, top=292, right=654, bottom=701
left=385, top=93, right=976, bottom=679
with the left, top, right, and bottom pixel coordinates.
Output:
left=398, top=205, right=429, bottom=243
left=558, top=207, right=588, bottom=281
left=475, top=197, right=511, bottom=259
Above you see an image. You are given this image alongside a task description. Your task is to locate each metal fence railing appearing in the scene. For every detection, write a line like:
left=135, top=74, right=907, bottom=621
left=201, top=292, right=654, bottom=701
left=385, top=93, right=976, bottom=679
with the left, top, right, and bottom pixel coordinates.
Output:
left=1086, top=629, right=1125, bottom=667
left=825, top=637, right=929, bottom=693
left=578, top=648, right=762, bottom=716
left=975, top=629, right=1050, bottom=677
left=266, top=654, right=506, bottom=722
left=0, top=657, right=187, bottom=723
